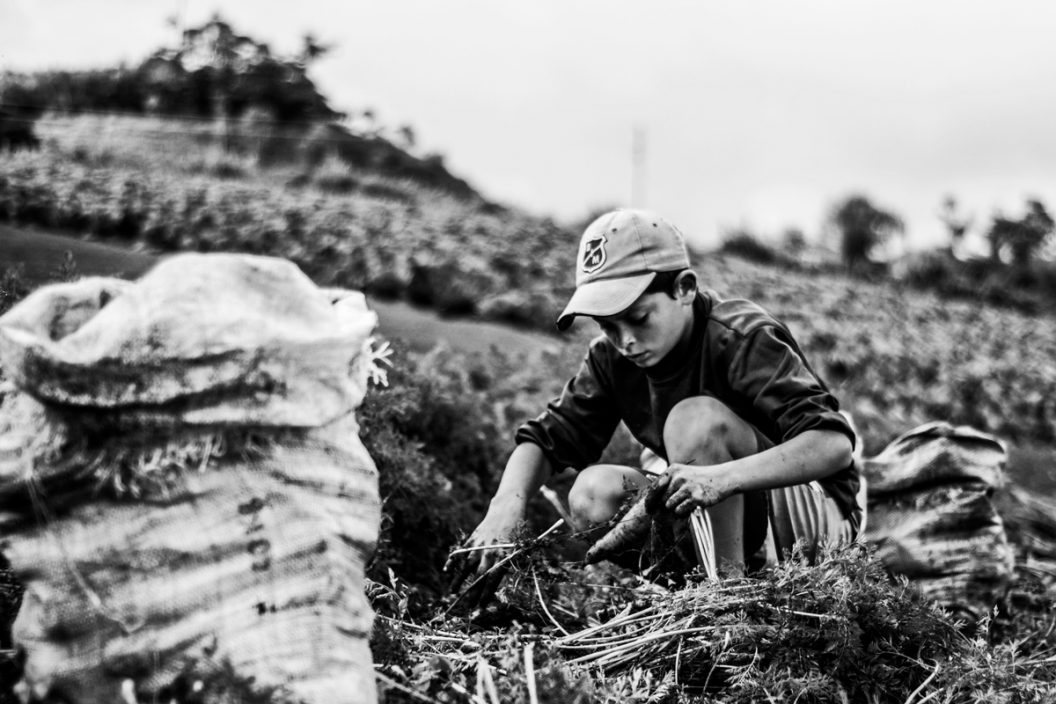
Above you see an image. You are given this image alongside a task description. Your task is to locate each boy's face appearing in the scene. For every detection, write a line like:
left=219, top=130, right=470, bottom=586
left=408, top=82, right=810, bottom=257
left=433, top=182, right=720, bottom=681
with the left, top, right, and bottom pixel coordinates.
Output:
left=591, top=289, right=694, bottom=368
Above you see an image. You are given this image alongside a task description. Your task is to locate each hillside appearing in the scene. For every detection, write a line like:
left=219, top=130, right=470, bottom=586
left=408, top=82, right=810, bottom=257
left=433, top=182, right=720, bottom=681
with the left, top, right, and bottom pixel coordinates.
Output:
left=3, top=113, right=1056, bottom=457
left=3, top=112, right=1056, bottom=472
left=4, top=114, right=1056, bottom=702
left=2, top=113, right=572, bottom=321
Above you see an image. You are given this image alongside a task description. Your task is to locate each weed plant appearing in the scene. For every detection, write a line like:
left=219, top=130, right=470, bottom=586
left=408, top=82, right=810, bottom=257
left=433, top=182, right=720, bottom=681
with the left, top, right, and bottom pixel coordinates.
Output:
left=0, top=265, right=29, bottom=317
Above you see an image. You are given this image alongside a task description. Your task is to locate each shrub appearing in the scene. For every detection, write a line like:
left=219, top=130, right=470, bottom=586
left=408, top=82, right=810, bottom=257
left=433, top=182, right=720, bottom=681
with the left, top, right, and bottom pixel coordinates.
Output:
left=0, top=147, right=574, bottom=330
left=356, top=340, right=584, bottom=612
left=407, top=259, right=490, bottom=316
left=478, top=290, right=557, bottom=327
left=894, top=248, right=1056, bottom=316
left=358, top=345, right=508, bottom=607
left=987, top=199, right=1055, bottom=268
left=720, top=229, right=781, bottom=265
left=0, top=264, right=29, bottom=316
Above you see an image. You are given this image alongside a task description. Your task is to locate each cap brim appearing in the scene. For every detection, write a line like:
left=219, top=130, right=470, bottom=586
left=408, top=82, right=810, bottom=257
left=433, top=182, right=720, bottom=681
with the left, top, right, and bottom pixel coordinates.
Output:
left=555, top=272, right=656, bottom=331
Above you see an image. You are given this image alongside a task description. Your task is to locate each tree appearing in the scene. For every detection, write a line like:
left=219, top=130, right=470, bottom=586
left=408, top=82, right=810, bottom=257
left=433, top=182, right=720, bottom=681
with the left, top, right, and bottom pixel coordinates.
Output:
left=146, top=15, right=341, bottom=123
left=829, top=194, right=904, bottom=268
left=6, top=16, right=341, bottom=125
left=987, top=198, right=1054, bottom=267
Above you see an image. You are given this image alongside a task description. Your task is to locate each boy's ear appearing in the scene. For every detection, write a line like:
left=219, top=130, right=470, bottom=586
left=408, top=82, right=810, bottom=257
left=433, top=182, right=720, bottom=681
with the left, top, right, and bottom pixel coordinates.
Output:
left=674, top=270, right=697, bottom=302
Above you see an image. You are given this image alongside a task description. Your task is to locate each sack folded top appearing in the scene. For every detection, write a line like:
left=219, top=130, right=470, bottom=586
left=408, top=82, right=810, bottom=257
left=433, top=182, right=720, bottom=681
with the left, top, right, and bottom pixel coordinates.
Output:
left=0, top=253, right=377, bottom=428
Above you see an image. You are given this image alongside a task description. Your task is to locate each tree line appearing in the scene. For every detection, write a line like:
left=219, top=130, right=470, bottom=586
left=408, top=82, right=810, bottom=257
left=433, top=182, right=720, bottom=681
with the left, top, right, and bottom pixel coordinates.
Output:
left=0, top=15, right=340, bottom=137
left=830, top=193, right=1053, bottom=269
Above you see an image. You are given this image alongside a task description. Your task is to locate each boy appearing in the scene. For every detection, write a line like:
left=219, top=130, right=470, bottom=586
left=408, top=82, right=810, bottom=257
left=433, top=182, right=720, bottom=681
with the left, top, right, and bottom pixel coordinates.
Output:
left=460, top=209, right=861, bottom=579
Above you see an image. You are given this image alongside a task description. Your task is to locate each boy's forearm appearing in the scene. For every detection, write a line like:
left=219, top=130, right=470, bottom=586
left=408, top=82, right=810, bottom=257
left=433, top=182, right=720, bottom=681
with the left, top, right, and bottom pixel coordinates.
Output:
left=722, top=429, right=853, bottom=494
left=488, top=442, right=553, bottom=512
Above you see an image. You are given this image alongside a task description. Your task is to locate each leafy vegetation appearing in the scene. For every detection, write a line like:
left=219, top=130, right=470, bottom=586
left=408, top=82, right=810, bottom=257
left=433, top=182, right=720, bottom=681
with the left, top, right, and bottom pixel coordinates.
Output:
left=357, top=266, right=1056, bottom=702
left=357, top=340, right=1056, bottom=702
left=4, top=128, right=1056, bottom=452
left=0, top=124, right=572, bottom=322
left=684, top=255, right=1056, bottom=455
left=987, top=199, right=1055, bottom=267
left=352, top=336, right=1056, bottom=704
left=360, top=344, right=551, bottom=605
left=717, top=228, right=785, bottom=266
left=371, top=543, right=1056, bottom=703
left=893, top=247, right=1056, bottom=315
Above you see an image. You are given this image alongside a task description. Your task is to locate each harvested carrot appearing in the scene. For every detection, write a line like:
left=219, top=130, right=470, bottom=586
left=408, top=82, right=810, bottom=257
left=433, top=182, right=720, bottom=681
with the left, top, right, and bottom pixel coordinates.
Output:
left=584, top=480, right=666, bottom=564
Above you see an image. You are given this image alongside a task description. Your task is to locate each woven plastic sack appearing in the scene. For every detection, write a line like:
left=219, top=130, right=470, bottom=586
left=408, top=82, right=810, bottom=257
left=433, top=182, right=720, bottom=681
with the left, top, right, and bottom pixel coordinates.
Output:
left=0, top=253, right=382, bottom=703
left=861, top=421, right=1014, bottom=616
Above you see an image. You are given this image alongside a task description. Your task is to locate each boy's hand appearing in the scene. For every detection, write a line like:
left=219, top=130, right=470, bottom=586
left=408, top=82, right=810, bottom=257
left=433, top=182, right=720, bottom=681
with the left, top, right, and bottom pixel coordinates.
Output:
left=654, top=464, right=734, bottom=516
left=445, top=507, right=522, bottom=595
left=447, top=443, right=549, bottom=609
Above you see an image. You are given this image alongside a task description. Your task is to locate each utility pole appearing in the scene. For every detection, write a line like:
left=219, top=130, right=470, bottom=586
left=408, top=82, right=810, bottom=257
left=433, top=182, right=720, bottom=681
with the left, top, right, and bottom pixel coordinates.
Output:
left=631, top=124, right=647, bottom=208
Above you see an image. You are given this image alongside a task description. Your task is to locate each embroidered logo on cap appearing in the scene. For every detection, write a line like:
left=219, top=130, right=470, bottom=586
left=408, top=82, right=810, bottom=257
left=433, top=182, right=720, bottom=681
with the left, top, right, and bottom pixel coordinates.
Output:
left=582, top=235, right=607, bottom=273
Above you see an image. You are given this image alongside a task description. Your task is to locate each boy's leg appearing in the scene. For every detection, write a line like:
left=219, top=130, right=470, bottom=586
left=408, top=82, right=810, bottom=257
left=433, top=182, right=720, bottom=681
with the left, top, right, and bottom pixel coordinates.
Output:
left=662, top=397, right=770, bottom=574
left=566, top=464, right=650, bottom=532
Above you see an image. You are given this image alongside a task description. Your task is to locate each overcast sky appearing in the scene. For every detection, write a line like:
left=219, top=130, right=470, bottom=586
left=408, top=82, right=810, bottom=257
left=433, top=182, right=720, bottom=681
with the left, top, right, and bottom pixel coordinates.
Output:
left=2, top=0, right=1055, bottom=251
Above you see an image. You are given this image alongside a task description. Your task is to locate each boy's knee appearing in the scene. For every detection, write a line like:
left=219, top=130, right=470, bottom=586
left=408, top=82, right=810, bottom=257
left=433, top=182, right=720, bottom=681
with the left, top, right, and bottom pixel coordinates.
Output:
left=663, top=396, right=758, bottom=464
left=568, top=465, right=643, bottom=530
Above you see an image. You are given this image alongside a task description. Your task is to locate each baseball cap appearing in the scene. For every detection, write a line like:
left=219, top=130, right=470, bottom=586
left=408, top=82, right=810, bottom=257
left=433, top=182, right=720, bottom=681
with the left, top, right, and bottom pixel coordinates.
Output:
left=556, top=209, right=691, bottom=330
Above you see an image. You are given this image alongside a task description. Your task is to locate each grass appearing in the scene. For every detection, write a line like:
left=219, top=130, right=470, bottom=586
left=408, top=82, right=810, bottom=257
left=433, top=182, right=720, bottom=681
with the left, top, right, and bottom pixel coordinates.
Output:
left=0, top=224, right=155, bottom=284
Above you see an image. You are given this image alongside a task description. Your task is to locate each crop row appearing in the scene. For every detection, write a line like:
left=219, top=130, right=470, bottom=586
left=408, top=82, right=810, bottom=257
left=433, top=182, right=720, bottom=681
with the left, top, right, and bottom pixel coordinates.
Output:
left=692, top=258, right=1056, bottom=451
left=0, top=146, right=573, bottom=326
left=3, top=143, right=1056, bottom=450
